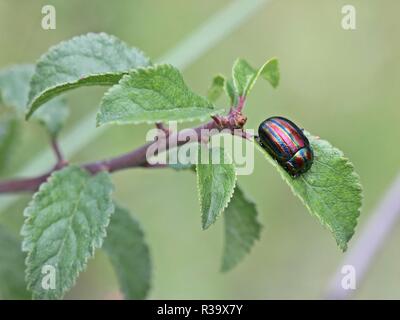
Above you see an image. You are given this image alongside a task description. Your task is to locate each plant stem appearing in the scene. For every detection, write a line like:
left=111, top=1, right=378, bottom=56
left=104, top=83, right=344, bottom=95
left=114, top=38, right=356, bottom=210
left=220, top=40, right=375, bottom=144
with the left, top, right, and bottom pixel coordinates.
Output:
left=0, top=110, right=246, bottom=194
left=51, top=138, right=64, bottom=164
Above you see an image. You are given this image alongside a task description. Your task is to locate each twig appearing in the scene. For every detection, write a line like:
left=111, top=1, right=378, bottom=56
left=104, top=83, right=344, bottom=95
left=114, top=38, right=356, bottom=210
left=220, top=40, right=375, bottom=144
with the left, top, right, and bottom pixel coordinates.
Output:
left=0, top=174, right=50, bottom=193
left=325, top=173, right=400, bottom=299
left=155, top=122, right=171, bottom=136
left=0, top=109, right=247, bottom=194
left=236, top=96, right=246, bottom=112
left=51, top=138, right=64, bottom=164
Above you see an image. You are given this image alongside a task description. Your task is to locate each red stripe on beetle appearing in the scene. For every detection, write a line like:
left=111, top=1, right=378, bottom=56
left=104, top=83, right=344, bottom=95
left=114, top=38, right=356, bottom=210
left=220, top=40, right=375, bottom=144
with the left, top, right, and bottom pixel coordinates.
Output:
left=274, top=118, right=306, bottom=149
left=268, top=122, right=298, bottom=153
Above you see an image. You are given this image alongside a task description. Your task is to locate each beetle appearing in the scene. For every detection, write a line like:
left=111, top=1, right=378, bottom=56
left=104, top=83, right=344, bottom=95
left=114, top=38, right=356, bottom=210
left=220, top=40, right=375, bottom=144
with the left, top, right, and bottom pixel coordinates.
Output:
left=257, top=116, right=314, bottom=177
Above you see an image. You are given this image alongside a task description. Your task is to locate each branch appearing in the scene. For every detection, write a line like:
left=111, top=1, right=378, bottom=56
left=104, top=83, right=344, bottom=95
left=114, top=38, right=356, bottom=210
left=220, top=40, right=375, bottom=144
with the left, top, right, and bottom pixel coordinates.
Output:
left=0, top=109, right=247, bottom=194
left=155, top=122, right=171, bottom=136
left=0, top=174, right=50, bottom=193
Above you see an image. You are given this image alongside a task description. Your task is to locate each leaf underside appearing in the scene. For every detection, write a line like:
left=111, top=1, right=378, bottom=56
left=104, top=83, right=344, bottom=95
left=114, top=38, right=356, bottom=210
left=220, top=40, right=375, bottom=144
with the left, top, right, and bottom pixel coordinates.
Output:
left=231, top=57, right=279, bottom=100
left=103, top=205, right=152, bottom=300
left=222, top=186, right=262, bottom=272
left=0, top=64, right=35, bottom=114
left=0, top=64, right=69, bottom=136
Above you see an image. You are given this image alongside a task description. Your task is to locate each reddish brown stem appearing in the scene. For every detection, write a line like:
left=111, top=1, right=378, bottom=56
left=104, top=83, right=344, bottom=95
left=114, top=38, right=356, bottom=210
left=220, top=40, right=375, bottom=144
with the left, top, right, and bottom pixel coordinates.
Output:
left=236, top=96, right=246, bottom=112
left=51, top=138, right=64, bottom=164
left=0, top=110, right=245, bottom=194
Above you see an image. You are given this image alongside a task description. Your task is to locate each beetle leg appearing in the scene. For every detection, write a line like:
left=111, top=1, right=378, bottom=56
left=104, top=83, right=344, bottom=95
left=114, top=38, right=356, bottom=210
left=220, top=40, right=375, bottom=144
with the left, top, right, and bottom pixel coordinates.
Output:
left=284, top=161, right=298, bottom=178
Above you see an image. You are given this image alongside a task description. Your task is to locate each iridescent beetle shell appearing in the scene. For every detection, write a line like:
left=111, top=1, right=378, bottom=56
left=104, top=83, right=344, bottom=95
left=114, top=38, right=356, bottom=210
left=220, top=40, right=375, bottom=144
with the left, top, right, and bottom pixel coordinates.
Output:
left=257, top=116, right=313, bottom=177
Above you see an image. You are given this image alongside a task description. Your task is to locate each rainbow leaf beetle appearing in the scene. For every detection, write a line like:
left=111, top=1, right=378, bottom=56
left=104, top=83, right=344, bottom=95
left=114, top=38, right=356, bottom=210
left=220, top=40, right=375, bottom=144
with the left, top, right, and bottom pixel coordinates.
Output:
left=257, top=116, right=314, bottom=177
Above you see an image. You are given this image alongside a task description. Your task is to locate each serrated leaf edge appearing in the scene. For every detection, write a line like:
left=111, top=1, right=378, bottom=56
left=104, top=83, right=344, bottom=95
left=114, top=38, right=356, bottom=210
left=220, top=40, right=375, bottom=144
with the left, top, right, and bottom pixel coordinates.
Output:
left=254, top=136, right=362, bottom=251
left=96, top=64, right=219, bottom=127
left=195, top=147, right=237, bottom=230
left=26, top=32, right=151, bottom=119
left=21, top=166, right=115, bottom=299
left=220, top=187, right=263, bottom=273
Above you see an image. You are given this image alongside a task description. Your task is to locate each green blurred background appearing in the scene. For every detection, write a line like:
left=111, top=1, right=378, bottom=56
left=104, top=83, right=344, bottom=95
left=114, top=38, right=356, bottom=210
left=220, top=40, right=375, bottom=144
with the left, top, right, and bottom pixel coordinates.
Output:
left=0, top=0, right=400, bottom=299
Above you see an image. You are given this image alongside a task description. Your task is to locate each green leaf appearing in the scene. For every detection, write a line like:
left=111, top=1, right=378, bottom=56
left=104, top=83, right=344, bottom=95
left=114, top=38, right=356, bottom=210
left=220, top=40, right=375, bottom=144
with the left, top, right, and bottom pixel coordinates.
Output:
left=255, top=132, right=362, bottom=251
left=0, top=225, right=30, bottom=299
left=207, top=74, right=225, bottom=102
left=258, top=58, right=279, bottom=88
left=97, top=64, right=218, bottom=126
left=221, top=186, right=262, bottom=272
left=0, top=64, right=35, bottom=114
left=232, top=57, right=279, bottom=99
left=0, top=64, right=69, bottom=136
left=232, top=59, right=256, bottom=98
left=32, top=96, right=69, bottom=137
left=26, top=32, right=151, bottom=118
left=0, top=116, right=18, bottom=174
left=224, top=78, right=237, bottom=106
left=103, top=205, right=151, bottom=300
left=196, top=146, right=236, bottom=230
left=21, top=166, right=114, bottom=299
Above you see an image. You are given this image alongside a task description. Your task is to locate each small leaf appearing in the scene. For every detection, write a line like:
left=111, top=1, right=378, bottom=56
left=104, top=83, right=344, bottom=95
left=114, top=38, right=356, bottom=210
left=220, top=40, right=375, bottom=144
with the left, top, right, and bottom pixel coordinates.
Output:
left=232, top=57, right=279, bottom=99
left=32, top=97, right=69, bottom=137
left=103, top=205, right=151, bottom=300
left=21, top=166, right=114, bottom=299
left=0, top=64, right=35, bottom=114
left=255, top=133, right=362, bottom=251
left=207, top=74, right=225, bottom=102
left=0, top=116, right=18, bottom=174
left=27, top=32, right=151, bottom=118
left=97, top=64, right=219, bottom=126
left=232, top=59, right=256, bottom=98
left=258, top=58, right=279, bottom=88
left=0, top=225, right=30, bottom=299
left=196, top=146, right=236, bottom=229
left=221, top=186, right=262, bottom=272
left=224, top=78, right=237, bottom=106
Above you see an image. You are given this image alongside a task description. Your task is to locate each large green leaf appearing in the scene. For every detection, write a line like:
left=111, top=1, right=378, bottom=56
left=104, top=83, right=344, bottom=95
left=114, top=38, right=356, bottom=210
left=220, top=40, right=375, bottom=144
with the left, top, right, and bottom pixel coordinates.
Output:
left=27, top=33, right=151, bottom=118
left=103, top=205, right=151, bottom=300
left=21, top=166, right=114, bottom=299
left=232, top=57, right=279, bottom=99
left=97, top=64, right=218, bottom=126
left=0, top=64, right=69, bottom=136
left=255, top=133, right=362, bottom=251
left=0, top=225, right=30, bottom=299
left=0, top=116, right=18, bottom=174
left=221, top=186, right=262, bottom=272
left=196, top=146, right=236, bottom=230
